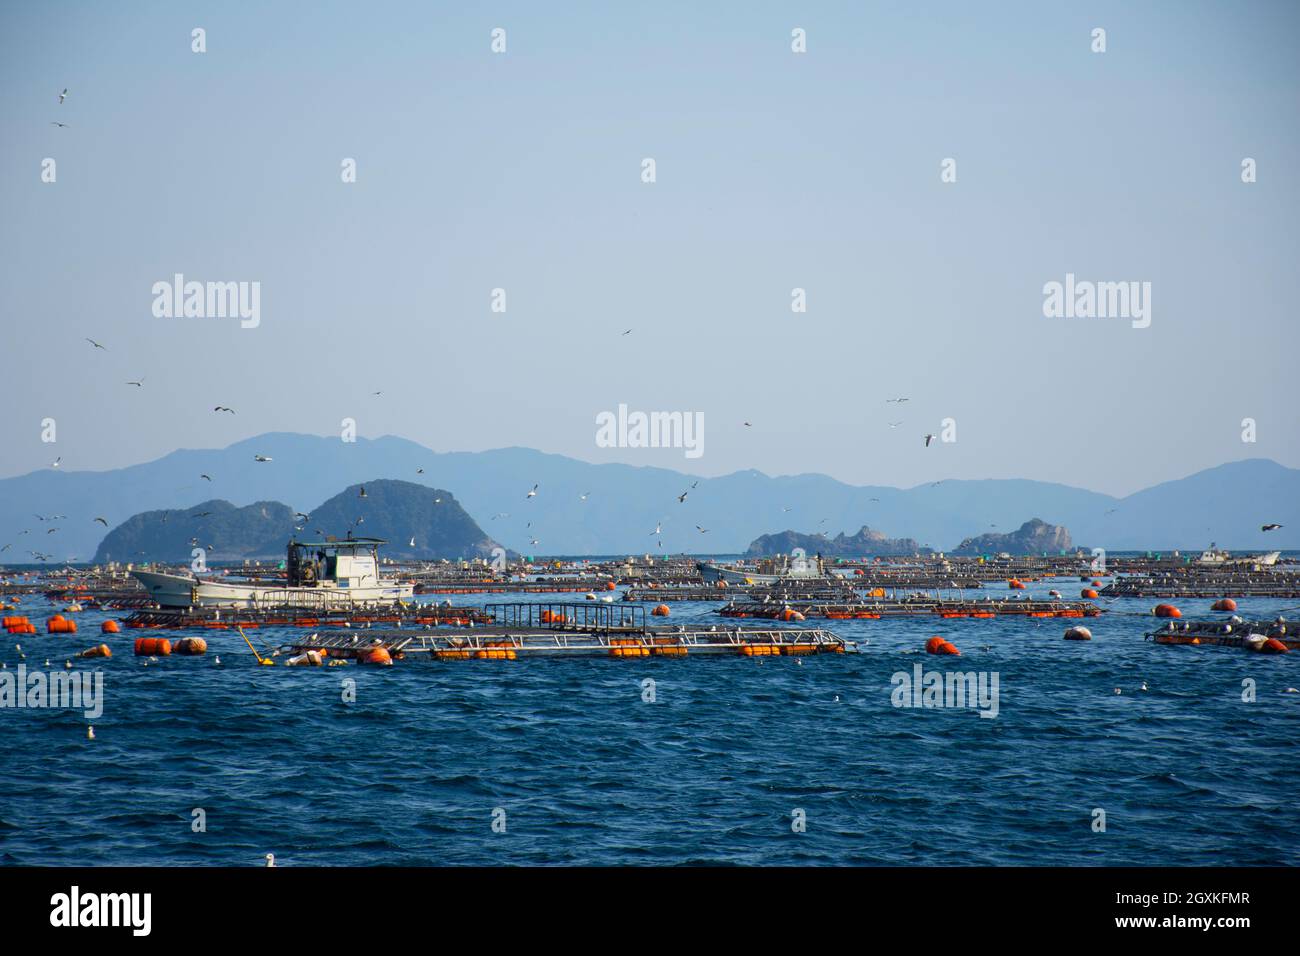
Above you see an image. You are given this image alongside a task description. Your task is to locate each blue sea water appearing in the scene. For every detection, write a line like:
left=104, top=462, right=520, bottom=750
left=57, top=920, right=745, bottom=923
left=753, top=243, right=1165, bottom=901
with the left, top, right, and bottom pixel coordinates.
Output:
left=1, top=585, right=1298, bottom=866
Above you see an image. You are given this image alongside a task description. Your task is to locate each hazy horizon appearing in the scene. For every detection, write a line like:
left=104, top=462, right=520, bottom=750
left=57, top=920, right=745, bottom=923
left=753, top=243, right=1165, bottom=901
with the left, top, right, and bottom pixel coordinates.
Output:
left=3, top=1, right=1297, bottom=495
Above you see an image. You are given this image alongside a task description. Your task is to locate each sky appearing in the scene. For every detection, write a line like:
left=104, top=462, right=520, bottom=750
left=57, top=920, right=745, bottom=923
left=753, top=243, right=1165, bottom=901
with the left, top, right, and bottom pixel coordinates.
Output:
left=1, top=0, right=1297, bottom=496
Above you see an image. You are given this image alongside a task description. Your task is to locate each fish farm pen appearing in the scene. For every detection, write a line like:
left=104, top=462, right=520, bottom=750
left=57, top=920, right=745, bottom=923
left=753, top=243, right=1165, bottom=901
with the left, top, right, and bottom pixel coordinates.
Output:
left=1101, top=574, right=1300, bottom=599
left=277, top=602, right=856, bottom=660
left=1146, top=618, right=1299, bottom=650
left=120, top=604, right=493, bottom=630
left=719, top=596, right=1102, bottom=620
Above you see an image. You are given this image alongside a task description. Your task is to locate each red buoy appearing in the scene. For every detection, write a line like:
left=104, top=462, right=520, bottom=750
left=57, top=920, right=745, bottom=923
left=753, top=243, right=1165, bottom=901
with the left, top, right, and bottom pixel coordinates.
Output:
left=1211, top=598, right=1237, bottom=612
left=1153, top=604, right=1181, bottom=618
left=133, top=637, right=172, bottom=656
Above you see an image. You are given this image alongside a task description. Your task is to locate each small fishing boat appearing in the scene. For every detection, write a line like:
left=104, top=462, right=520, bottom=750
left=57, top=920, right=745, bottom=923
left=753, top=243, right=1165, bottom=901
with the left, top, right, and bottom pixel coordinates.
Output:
left=697, top=552, right=838, bottom=586
left=131, top=536, right=414, bottom=609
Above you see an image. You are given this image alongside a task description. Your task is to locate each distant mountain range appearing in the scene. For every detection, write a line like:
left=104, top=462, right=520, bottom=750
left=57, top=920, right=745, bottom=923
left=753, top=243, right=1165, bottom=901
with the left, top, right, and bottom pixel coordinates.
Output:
left=93, top=480, right=499, bottom=563
left=1, top=432, right=1296, bottom=560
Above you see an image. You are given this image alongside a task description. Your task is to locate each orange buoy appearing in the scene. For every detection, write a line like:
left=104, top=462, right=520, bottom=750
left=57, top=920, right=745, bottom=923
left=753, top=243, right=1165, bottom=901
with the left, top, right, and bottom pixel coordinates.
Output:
left=1211, top=598, right=1237, bottom=612
left=1008, top=579, right=1026, bottom=590
left=101, top=619, right=121, bottom=634
left=1261, top=638, right=1289, bottom=654
left=1064, top=626, right=1092, bottom=641
left=78, top=644, right=112, bottom=658
left=539, top=609, right=554, bottom=623
left=938, top=640, right=960, bottom=655
left=47, top=615, right=76, bottom=634
left=1081, top=589, right=1099, bottom=599
left=604, top=580, right=617, bottom=591
left=173, top=637, right=208, bottom=655
left=925, top=636, right=959, bottom=655
left=779, top=608, right=805, bottom=622
left=651, top=604, right=670, bottom=617
left=133, top=637, right=172, bottom=656
left=361, top=646, right=393, bottom=666
left=1153, top=604, right=1181, bottom=619
left=1091, top=579, right=1102, bottom=587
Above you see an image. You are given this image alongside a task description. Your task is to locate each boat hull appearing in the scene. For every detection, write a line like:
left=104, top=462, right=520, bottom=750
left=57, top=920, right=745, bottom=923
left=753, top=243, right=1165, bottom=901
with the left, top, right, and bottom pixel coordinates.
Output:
left=131, top=570, right=413, bottom=610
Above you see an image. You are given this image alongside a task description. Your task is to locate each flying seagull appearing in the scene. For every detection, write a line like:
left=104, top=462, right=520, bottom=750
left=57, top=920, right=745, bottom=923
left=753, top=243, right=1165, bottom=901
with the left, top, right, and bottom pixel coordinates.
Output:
left=886, top=397, right=910, bottom=404
left=85, top=338, right=106, bottom=350
left=743, top=421, right=752, bottom=427
left=525, top=484, right=538, bottom=499
left=677, top=491, right=688, bottom=503
left=622, top=329, right=632, bottom=336
left=888, top=421, right=903, bottom=428
left=924, top=434, right=934, bottom=447
left=651, top=521, right=662, bottom=536
left=93, top=517, right=107, bottom=526
left=58, top=88, right=68, bottom=104
left=50, top=457, right=61, bottom=468
left=254, top=455, right=272, bottom=462
left=126, top=378, right=144, bottom=387
left=213, top=406, right=235, bottom=414
left=579, top=492, right=590, bottom=501
left=200, top=474, right=212, bottom=481
left=416, top=467, right=424, bottom=474
left=1261, top=523, right=1283, bottom=532
left=696, top=526, right=709, bottom=534
left=50, top=121, right=69, bottom=128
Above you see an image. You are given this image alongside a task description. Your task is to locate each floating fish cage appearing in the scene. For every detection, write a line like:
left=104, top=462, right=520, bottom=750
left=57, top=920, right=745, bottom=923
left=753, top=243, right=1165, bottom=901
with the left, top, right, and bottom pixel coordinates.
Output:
left=1104, top=578, right=1300, bottom=599
left=1145, top=618, right=1299, bottom=650
left=277, top=602, right=855, bottom=660
left=719, top=597, right=1101, bottom=620
left=121, top=604, right=492, bottom=630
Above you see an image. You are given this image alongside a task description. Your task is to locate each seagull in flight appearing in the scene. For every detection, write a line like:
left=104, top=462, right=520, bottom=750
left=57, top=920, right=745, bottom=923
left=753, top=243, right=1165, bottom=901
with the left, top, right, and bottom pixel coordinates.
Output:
left=126, top=378, right=144, bottom=387
left=85, top=338, right=106, bottom=350
left=743, top=421, right=753, bottom=427
left=254, top=455, right=272, bottom=462
left=93, top=517, right=107, bottom=526
left=50, top=457, right=61, bottom=468
left=416, top=467, right=424, bottom=474
left=213, top=406, right=235, bottom=414
left=579, top=492, right=590, bottom=501
left=200, top=474, right=213, bottom=481
left=58, top=88, right=68, bottom=104
left=525, top=484, right=538, bottom=499
left=696, top=526, right=709, bottom=534
left=886, top=397, right=910, bottom=404
left=50, top=121, right=69, bottom=128
left=1262, top=523, right=1283, bottom=532
left=677, top=490, right=689, bottom=503
left=622, top=329, right=633, bottom=336
left=888, top=421, right=903, bottom=428
left=924, top=434, right=934, bottom=447
left=651, top=521, right=662, bottom=536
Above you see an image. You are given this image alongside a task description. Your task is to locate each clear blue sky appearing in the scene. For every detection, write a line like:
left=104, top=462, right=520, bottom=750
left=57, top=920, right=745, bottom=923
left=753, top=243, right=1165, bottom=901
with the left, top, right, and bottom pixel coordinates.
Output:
left=2, top=0, right=1297, bottom=495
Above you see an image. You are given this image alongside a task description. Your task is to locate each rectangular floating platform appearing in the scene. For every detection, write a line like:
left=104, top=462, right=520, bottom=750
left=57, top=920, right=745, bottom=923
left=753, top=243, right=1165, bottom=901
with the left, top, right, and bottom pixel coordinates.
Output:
left=122, top=605, right=492, bottom=630
left=1146, top=619, right=1300, bottom=649
left=277, top=602, right=855, bottom=659
left=719, top=599, right=1101, bottom=620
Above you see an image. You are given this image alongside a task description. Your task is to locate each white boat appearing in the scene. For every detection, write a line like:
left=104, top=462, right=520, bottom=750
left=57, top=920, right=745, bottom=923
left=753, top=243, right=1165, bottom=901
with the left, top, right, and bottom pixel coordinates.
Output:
left=132, top=537, right=414, bottom=609
left=698, top=551, right=836, bottom=586
left=1196, top=545, right=1281, bottom=567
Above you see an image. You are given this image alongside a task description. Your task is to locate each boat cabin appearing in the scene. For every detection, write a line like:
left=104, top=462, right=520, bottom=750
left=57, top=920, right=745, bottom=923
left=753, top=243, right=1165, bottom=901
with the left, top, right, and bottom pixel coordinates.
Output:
left=286, top=536, right=385, bottom=589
